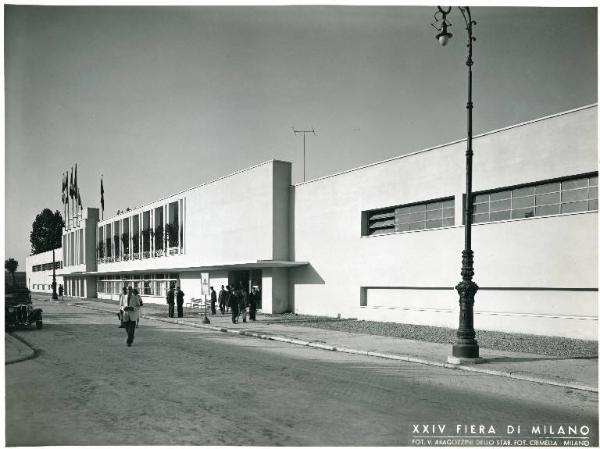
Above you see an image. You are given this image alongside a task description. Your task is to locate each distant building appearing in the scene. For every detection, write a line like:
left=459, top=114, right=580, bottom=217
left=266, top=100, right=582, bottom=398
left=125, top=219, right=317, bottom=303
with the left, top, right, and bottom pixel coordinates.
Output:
left=25, top=253, right=63, bottom=294
left=26, top=105, right=598, bottom=339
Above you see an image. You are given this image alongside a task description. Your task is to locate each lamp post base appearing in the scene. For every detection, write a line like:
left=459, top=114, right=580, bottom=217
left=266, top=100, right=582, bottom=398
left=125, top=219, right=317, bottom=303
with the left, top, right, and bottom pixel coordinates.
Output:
left=452, top=340, right=480, bottom=359
left=447, top=355, right=483, bottom=365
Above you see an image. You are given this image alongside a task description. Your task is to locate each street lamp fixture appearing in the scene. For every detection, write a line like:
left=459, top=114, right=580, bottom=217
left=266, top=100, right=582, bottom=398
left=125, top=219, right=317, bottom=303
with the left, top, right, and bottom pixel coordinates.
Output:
left=434, top=6, right=453, bottom=46
left=432, top=6, right=480, bottom=361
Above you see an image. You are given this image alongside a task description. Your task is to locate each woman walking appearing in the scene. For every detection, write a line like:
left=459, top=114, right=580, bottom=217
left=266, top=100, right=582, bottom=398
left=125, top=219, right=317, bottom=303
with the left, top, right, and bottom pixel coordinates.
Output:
left=120, top=286, right=142, bottom=346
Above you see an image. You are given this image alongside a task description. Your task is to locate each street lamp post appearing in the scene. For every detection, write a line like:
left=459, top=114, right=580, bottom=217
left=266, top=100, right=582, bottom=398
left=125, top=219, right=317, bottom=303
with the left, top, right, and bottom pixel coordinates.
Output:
left=432, top=6, right=480, bottom=360
left=51, top=249, right=58, bottom=300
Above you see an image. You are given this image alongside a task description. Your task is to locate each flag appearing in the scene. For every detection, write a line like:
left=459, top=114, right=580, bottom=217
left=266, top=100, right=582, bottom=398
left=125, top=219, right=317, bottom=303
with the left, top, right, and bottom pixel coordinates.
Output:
left=61, top=172, right=66, bottom=204
left=70, top=167, right=74, bottom=199
left=74, top=163, right=78, bottom=196
left=77, top=189, right=82, bottom=208
left=100, top=176, right=104, bottom=214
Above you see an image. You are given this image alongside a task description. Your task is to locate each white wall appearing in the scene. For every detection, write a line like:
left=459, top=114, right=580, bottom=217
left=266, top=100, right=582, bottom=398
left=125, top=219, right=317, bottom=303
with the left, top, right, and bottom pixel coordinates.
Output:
left=291, top=106, right=598, bottom=339
left=97, top=161, right=290, bottom=274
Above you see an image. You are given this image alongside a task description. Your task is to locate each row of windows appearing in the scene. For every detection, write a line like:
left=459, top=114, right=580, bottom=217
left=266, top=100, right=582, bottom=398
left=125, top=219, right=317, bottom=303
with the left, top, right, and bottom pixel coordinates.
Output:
left=366, top=198, right=455, bottom=235
left=473, top=175, right=597, bottom=223
left=32, top=261, right=63, bottom=272
left=363, top=173, right=598, bottom=236
left=98, top=199, right=184, bottom=262
left=97, top=273, right=180, bottom=296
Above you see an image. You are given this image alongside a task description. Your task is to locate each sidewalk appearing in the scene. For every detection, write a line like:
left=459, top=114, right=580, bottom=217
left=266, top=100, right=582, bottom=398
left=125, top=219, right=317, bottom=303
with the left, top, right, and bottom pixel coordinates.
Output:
left=67, top=297, right=597, bottom=392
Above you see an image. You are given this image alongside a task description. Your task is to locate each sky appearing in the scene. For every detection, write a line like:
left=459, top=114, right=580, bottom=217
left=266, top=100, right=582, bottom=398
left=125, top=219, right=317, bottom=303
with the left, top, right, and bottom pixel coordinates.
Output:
left=4, top=3, right=598, bottom=269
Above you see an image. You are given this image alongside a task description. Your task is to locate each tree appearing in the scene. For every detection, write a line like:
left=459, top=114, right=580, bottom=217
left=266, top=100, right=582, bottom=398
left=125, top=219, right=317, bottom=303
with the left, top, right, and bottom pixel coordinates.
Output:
left=30, top=209, right=65, bottom=255
left=5, top=258, right=18, bottom=286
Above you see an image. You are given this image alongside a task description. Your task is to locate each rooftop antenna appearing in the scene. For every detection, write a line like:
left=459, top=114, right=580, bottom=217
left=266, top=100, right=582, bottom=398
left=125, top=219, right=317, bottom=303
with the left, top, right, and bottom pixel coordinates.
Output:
left=293, top=127, right=317, bottom=182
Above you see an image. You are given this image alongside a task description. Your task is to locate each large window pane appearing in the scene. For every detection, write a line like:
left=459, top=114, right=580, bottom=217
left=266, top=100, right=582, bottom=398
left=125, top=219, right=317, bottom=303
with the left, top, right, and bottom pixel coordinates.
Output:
left=513, top=186, right=534, bottom=198
left=426, top=209, right=443, bottom=220
left=561, top=201, right=588, bottom=213
left=489, top=190, right=511, bottom=201
left=489, top=210, right=511, bottom=222
left=512, top=208, right=534, bottom=219
left=490, top=199, right=511, bottom=212
left=536, top=192, right=560, bottom=206
left=473, top=203, right=489, bottom=214
left=409, top=221, right=425, bottom=231
left=535, top=183, right=560, bottom=195
left=535, top=204, right=560, bottom=216
left=563, top=178, right=588, bottom=190
left=562, top=188, right=588, bottom=202
left=513, top=196, right=534, bottom=209
left=473, top=194, right=489, bottom=204
left=473, top=213, right=489, bottom=223
left=426, top=219, right=443, bottom=229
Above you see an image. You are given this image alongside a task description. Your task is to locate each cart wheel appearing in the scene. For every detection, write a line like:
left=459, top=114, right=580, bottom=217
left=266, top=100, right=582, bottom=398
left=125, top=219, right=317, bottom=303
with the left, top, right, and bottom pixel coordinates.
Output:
left=36, top=320, right=43, bottom=329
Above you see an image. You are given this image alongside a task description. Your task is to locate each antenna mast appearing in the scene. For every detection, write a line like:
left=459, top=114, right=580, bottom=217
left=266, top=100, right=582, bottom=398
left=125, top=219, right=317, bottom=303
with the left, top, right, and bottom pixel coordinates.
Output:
left=293, top=128, right=316, bottom=182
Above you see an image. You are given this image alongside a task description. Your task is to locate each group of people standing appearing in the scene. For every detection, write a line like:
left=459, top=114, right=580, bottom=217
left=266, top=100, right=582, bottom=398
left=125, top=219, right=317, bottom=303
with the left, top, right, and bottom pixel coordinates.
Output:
left=166, top=283, right=185, bottom=318
left=216, top=285, right=259, bottom=324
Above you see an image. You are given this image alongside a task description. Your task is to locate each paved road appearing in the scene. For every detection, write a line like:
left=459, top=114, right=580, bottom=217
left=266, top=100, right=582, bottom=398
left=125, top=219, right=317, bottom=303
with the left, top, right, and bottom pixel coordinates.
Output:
left=6, top=300, right=598, bottom=446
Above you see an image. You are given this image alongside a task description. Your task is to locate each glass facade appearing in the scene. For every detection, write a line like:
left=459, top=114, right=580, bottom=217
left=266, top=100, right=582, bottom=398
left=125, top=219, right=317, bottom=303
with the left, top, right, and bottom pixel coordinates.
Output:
left=97, top=197, right=185, bottom=264
left=96, top=272, right=179, bottom=297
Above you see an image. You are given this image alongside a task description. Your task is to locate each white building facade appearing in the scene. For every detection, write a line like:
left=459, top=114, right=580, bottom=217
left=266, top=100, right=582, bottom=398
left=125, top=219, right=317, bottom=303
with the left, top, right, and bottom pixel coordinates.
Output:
left=26, top=105, right=598, bottom=339
left=25, top=250, right=64, bottom=294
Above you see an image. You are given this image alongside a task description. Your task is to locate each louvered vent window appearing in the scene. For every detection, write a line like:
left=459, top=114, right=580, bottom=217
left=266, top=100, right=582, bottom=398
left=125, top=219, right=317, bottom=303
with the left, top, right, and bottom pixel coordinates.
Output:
left=364, top=198, right=455, bottom=236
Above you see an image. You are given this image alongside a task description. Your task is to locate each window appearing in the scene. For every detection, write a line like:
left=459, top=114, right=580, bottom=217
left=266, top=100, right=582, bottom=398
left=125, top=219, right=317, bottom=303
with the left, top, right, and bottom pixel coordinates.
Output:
left=472, top=173, right=598, bottom=224
left=154, top=207, right=164, bottom=253
left=168, top=201, right=179, bottom=248
left=364, top=197, right=455, bottom=236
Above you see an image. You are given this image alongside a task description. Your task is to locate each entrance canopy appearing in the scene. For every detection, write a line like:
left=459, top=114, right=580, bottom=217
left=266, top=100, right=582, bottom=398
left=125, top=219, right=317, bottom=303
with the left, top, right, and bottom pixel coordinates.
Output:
left=82, top=260, right=309, bottom=277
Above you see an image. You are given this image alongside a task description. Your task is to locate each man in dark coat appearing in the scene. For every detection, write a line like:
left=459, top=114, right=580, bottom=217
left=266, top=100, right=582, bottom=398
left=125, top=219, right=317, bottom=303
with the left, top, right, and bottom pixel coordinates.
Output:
left=248, top=287, right=259, bottom=321
left=218, top=285, right=226, bottom=315
left=229, top=287, right=240, bottom=324
left=166, top=283, right=175, bottom=318
left=210, top=286, right=217, bottom=315
left=176, top=286, right=185, bottom=318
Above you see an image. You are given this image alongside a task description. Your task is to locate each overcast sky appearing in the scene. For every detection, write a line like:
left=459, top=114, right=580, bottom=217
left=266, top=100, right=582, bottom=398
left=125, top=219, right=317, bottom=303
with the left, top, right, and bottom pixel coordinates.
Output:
left=4, top=4, right=597, bottom=268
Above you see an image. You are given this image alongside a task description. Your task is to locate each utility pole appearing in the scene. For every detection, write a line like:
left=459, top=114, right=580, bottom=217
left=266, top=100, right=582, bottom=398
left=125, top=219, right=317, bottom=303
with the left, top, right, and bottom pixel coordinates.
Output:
left=293, top=128, right=316, bottom=182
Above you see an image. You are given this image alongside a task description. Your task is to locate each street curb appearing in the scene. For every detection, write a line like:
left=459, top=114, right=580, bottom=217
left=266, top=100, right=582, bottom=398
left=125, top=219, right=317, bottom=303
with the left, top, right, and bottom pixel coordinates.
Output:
left=72, top=303, right=598, bottom=393
left=5, top=332, right=37, bottom=365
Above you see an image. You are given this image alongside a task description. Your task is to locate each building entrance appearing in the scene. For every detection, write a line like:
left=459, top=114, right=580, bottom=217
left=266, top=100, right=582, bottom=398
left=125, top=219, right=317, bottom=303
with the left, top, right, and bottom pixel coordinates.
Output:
left=228, top=269, right=262, bottom=308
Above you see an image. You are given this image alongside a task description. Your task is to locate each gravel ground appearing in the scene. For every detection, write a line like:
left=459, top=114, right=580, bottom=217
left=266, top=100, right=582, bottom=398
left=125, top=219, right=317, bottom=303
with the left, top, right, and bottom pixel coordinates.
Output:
left=271, top=313, right=598, bottom=358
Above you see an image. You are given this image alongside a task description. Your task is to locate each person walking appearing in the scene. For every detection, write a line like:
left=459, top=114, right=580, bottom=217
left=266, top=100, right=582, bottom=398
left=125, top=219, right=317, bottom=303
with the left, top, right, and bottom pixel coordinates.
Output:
left=176, top=286, right=185, bottom=318
left=58, top=284, right=64, bottom=300
left=120, top=286, right=142, bottom=346
left=229, top=287, right=239, bottom=324
left=218, top=285, right=226, bottom=315
left=166, top=283, right=175, bottom=318
left=117, top=286, right=128, bottom=328
left=240, top=288, right=248, bottom=323
left=210, top=286, right=217, bottom=315
left=225, top=285, right=232, bottom=313
left=135, top=288, right=143, bottom=328
left=248, top=287, right=259, bottom=321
